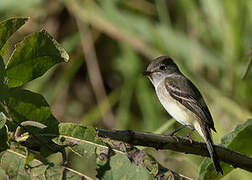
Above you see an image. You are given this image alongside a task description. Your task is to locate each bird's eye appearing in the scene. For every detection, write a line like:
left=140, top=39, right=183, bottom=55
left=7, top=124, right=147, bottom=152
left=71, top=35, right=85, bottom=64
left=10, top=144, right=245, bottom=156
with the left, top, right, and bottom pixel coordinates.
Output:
left=159, top=65, right=166, bottom=70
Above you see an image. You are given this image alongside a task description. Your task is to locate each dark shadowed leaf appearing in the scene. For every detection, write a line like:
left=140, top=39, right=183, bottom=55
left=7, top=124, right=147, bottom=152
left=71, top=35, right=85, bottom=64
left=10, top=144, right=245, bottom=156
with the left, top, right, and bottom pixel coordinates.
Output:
left=7, top=88, right=59, bottom=134
left=199, top=119, right=252, bottom=180
left=0, top=55, right=5, bottom=84
left=0, top=17, right=28, bottom=51
left=0, top=104, right=8, bottom=153
left=0, top=126, right=8, bottom=152
left=6, top=30, right=69, bottom=88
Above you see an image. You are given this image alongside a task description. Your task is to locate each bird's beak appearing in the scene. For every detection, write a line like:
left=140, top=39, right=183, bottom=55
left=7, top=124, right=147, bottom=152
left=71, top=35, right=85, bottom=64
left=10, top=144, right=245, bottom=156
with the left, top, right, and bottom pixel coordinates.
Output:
left=142, top=71, right=152, bottom=76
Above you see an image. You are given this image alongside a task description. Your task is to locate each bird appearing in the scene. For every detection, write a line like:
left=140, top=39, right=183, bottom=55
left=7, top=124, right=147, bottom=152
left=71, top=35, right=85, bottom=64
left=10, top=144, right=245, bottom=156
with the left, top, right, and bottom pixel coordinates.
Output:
left=143, top=56, right=223, bottom=174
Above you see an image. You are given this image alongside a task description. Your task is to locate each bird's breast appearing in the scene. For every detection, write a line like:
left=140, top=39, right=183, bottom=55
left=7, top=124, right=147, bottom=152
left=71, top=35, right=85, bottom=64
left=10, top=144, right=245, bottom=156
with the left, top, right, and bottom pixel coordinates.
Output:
left=156, top=82, right=196, bottom=127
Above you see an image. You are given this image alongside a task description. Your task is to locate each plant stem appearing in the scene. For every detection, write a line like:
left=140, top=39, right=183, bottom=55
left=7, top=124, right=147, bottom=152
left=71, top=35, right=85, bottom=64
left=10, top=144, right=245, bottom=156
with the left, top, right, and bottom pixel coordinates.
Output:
left=97, top=128, right=252, bottom=172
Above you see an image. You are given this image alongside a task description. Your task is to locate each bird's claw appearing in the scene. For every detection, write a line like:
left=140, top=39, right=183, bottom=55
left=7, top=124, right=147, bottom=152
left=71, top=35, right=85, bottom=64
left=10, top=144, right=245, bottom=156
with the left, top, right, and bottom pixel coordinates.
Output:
left=172, top=135, right=179, bottom=142
left=184, top=136, right=193, bottom=144
left=164, top=132, right=179, bottom=142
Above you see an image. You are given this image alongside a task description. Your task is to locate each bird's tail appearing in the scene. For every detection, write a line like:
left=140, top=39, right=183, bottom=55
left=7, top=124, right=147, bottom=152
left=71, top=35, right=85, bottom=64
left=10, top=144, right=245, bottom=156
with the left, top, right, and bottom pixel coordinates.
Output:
left=202, top=126, right=223, bottom=175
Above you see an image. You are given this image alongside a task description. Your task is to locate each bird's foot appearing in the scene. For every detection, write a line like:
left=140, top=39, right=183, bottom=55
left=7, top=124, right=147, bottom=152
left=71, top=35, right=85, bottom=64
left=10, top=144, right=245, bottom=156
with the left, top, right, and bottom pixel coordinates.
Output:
left=184, top=128, right=195, bottom=143
left=164, top=132, right=179, bottom=142
left=183, top=136, right=193, bottom=144
left=164, top=126, right=187, bottom=136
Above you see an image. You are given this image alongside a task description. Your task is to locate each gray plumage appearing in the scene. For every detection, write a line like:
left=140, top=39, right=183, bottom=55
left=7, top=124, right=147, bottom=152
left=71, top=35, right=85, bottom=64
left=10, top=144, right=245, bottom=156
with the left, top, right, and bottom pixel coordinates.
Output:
left=144, top=56, right=223, bottom=175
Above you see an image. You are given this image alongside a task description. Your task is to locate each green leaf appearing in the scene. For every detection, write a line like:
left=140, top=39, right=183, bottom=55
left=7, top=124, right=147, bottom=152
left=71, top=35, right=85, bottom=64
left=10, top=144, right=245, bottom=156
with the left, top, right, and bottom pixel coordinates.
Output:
left=0, top=167, right=8, bottom=180
left=199, top=119, right=252, bottom=180
left=0, top=39, right=9, bottom=58
left=0, top=17, right=28, bottom=51
left=0, top=150, right=85, bottom=179
left=25, top=151, right=36, bottom=166
left=56, top=123, right=154, bottom=179
left=0, top=55, right=8, bottom=102
left=58, top=123, right=105, bottom=145
left=0, top=123, right=189, bottom=179
left=0, top=112, right=7, bottom=129
left=7, top=88, right=59, bottom=134
left=6, top=30, right=69, bottom=88
left=55, top=123, right=190, bottom=180
left=57, top=124, right=107, bottom=179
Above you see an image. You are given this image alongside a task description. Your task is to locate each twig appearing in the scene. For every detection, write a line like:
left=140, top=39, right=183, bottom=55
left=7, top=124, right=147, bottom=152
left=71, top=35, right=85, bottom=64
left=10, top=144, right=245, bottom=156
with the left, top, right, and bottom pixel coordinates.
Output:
left=97, top=128, right=252, bottom=172
left=66, top=0, right=159, bottom=59
left=74, top=19, right=115, bottom=129
left=242, top=53, right=252, bottom=80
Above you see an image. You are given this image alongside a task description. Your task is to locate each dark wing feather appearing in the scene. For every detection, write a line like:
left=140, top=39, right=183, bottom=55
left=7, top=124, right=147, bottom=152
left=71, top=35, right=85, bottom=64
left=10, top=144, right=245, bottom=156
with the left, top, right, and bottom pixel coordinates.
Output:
left=165, top=76, right=215, bottom=131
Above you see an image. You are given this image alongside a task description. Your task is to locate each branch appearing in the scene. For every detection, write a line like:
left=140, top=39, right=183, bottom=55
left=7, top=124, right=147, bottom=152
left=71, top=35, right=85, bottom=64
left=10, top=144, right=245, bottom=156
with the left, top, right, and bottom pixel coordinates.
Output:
left=242, top=55, right=252, bottom=80
left=75, top=18, right=115, bottom=129
left=97, top=129, right=252, bottom=172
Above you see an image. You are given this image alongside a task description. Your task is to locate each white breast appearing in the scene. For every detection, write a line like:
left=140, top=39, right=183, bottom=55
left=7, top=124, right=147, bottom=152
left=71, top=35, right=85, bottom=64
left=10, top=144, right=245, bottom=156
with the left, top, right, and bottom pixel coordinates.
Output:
left=155, top=81, right=194, bottom=127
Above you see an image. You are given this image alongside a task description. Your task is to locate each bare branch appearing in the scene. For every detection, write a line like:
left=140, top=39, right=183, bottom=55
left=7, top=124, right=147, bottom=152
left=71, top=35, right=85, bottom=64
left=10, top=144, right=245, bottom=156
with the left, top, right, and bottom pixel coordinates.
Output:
left=242, top=52, right=252, bottom=79
left=72, top=18, right=116, bottom=129
left=97, top=128, right=252, bottom=172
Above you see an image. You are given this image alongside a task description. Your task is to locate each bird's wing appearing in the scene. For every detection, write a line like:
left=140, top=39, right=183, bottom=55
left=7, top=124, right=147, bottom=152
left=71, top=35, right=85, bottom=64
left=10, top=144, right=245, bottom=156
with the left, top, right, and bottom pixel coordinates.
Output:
left=165, top=75, right=215, bottom=131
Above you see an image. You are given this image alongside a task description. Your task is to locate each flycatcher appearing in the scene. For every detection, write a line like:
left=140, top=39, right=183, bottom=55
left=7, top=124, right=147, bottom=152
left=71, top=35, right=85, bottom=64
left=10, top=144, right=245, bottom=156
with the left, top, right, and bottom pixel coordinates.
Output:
left=143, top=56, right=223, bottom=174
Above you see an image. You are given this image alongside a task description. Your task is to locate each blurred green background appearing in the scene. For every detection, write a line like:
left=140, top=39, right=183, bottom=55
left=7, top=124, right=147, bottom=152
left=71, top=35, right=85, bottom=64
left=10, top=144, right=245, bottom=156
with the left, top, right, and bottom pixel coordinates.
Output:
left=0, top=0, right=252, bottom=179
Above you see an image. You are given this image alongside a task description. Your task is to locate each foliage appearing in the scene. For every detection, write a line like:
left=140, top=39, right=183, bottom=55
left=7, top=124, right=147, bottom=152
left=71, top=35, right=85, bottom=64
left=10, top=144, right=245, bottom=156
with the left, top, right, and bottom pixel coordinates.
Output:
left=0, top=0, right=252, bottom=178
left=0, top=17, right=188, bottom=180
left=199, top=119, right=252, bottom=180
left=6, top=30, right=69, bottom=88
